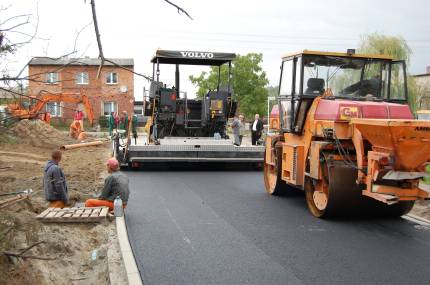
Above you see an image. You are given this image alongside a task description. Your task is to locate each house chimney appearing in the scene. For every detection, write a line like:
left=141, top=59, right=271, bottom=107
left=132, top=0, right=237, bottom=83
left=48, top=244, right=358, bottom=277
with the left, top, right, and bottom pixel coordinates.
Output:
left=427, top=66, right=430, bottom=74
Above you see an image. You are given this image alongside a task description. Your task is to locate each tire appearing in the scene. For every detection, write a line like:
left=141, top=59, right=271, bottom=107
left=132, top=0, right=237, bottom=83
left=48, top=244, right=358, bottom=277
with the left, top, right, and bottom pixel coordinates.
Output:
left=305, top=161, right=362, bottom=218
left=264, top=147, right=287, bottom=195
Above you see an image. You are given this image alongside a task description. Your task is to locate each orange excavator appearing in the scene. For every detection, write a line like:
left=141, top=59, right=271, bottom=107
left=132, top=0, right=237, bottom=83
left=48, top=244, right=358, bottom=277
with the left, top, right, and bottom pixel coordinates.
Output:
left=264, top=50, right=430, bottom=218
left=7, top=91, right=94, bottom=125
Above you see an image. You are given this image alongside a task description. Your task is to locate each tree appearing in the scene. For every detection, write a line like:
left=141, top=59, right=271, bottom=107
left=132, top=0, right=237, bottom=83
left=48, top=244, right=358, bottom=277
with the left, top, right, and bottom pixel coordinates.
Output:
left=358, top=33, right=419, bottom=112
left=266, top=85, right=278, bottom=98
left=189, top=53, right=269, bottom=119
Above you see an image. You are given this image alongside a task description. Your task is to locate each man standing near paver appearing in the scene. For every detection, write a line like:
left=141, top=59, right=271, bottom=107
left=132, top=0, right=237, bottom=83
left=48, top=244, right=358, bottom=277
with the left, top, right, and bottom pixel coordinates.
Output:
left=119, top=111, right=129, bottom=136
left=231, top=115, right=241, bottom=146
left=108, top=111, right=115, bottom=137
left=43, top=150, right=68, bottom=208
left=239, top=114, right=245, bottom=145
left=132, top=114, right=138, bottom=144
left=250, top=113, right=263, bottom=145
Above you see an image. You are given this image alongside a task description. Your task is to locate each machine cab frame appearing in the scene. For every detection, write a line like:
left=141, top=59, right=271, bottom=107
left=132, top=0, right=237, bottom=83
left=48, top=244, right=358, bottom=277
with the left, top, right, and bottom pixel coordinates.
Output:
left=277, top=50, right=408, bottom=134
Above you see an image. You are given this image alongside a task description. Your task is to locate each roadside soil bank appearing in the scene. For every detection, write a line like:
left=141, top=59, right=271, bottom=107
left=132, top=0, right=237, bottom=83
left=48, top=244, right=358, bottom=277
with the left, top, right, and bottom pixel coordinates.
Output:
left=0, top=120, right=126, bottom=284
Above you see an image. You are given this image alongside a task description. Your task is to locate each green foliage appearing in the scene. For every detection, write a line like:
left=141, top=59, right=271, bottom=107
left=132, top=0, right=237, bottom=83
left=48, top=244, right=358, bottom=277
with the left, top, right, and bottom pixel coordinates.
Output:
left=98, top=115, right=108, bottom=128
left=266, top=85, right=279, bottom=98
left=359, top=33, right=412, bottom=63
left=407, top=77, right=420, bottom=113
left=358, top=33, right=420, bottom=112
left=0, top=130, right=18, bottom=144
left=189, top=53, right=269, bottom=119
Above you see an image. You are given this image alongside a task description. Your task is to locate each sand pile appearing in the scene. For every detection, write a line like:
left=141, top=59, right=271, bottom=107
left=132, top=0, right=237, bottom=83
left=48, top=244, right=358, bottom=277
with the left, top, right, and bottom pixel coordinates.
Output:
left=11, top=119, right=75, bottom=148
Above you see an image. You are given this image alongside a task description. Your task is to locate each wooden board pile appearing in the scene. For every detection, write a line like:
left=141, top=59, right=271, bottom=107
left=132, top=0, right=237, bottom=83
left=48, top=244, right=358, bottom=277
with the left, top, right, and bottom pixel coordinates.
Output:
left=36, top=207, right=109, bottom=223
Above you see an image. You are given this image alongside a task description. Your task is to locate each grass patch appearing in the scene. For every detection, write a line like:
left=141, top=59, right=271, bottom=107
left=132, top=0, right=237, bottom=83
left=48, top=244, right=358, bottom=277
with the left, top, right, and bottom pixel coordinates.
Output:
left=0, top=131, right=18, bottom=144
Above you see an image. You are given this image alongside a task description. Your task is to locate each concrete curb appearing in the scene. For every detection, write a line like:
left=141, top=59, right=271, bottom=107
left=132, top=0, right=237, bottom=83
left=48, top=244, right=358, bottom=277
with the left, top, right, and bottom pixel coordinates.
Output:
left=404, top=214, right=430, bottom=226
left=116, top=216, right=143, bottom=285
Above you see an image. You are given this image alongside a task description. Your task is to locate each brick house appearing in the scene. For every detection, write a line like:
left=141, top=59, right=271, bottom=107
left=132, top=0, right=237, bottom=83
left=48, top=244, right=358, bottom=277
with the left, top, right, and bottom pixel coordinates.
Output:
left=28, top=57, right=134, bottom=124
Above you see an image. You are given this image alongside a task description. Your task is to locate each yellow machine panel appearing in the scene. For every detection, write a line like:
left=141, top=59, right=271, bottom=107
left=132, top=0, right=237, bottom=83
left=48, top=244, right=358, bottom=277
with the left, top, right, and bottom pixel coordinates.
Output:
left=282, top=144, right=304, bottom=186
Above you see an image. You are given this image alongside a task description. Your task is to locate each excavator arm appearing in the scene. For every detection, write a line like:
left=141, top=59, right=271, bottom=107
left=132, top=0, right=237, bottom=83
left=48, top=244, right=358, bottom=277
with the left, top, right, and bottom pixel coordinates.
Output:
left=29, top=92, right=94, bottom=125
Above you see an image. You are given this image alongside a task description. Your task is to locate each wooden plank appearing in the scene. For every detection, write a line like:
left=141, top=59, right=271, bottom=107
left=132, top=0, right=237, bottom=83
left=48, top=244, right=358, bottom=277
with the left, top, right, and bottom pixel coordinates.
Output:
left=54, top=211, right=65, bottom=218
left=72, top=209, right=84, bottom=218
left=38, top=207, right=110, bottom=223
left=45, top=211, right=58, bottom=219
left=90, top=208, right=102, bottom=217
left=99, top=207, right=109, bottom=217
left=36, top=208, right=53, bottom=219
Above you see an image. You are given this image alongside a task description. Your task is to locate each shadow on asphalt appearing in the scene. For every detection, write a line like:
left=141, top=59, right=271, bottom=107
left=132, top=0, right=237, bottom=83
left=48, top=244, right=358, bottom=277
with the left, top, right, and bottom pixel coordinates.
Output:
left=261, top=187, right=409, bottom=223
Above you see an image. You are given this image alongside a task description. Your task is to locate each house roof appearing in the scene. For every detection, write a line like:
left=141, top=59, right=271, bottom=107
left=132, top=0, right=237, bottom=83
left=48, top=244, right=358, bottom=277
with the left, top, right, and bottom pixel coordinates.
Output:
left=282, top=50, right=393, bottom=60
left=29, top=57, right=134, bottom=67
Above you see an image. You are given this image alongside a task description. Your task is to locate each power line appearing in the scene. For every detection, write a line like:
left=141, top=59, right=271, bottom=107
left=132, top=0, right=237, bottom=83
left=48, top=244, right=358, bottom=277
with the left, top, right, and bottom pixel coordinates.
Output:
left=150, top=30, right=430, bottom=44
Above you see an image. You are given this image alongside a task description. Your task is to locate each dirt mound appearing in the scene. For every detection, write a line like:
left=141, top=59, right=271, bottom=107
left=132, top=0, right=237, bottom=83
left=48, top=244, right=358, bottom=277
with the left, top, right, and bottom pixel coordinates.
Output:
left=11, top=119, right=75, bottom=148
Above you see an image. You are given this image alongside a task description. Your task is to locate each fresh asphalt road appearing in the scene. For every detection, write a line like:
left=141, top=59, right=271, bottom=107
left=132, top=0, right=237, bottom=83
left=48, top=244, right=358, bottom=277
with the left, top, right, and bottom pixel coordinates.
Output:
left=125, top=171, right=430, bottom=285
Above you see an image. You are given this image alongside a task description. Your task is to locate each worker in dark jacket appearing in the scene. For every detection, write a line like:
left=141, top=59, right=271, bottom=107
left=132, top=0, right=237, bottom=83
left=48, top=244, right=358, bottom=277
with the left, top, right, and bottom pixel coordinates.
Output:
left=85, top=158, right=129, bottom=210
left=250, top=113, right=264, bottom=145
left=43, top=150, right=68, bottom=208
left=132, top=114, right=138, bottom=144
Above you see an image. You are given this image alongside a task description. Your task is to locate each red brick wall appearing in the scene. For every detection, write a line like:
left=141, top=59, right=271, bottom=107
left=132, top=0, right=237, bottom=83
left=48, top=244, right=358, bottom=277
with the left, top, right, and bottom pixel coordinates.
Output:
left=28, top=64, right=134, bottom=124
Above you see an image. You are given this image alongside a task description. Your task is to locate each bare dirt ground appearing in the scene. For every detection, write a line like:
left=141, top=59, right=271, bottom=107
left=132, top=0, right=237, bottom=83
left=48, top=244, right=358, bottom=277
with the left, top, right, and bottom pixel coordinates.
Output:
left=410, top=200, right=430, bottom=219
left=0, top=120, right=126, bottom=285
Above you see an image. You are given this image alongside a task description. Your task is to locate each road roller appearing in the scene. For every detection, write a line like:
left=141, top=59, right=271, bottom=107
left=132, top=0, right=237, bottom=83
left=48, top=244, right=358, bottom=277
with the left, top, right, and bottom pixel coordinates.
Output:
left=264, top=49, right=430, bottom=218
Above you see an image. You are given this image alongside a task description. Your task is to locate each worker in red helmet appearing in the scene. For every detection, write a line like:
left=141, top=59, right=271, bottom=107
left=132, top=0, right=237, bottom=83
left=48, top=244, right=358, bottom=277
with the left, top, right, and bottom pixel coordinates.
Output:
left=85, top=158, right=129, bottom=210
left=74, top=109, right=84, bottom=130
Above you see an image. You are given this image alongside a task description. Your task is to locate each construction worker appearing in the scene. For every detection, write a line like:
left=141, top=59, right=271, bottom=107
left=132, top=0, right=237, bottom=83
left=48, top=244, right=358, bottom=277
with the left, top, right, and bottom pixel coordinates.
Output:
left=231, top=115, right=241, bottom=146
left=250, top=113, right=263, bottom=145
left=74, top=109, right=84, bottom=130
left=69, top=120, right=86, bottom=140
left=108, top=112, right=115, bottom=137
left=114, top=112, right=120, bottom=129
left=41, top=112, right=51, bottom=124
left=85, top=158, right=129, bottom=210
left=119, top=111, right=129, bottom=137
left=119, top=111, right=129, bottom=131
left=132, top=114, right=138, bottom=144
left=69, top=120, right=81, bottom=140
left=43, top=150, right=68, bottom=208
left=239, top=114, right=245, bottom=145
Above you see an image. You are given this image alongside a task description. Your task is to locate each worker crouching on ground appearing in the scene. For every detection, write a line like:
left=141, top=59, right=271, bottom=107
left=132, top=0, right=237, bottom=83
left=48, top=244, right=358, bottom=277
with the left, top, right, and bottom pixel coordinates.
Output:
left=85, top=158, right=129, bottom=211
left=69, top=120, right=86, bottom=140
left=43, top=150, right=69, bottom=208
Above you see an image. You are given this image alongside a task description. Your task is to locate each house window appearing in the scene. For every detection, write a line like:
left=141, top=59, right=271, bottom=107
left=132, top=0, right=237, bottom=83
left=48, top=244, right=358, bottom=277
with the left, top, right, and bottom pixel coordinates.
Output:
left=46, top=72, right=59, bottom=84
left=75, top=72, right=89, bottom=85
left=134, top=105, right=143, bottom=115
left=103, top=101, right=118, bottom=116
left=106, top=72, right=118, bottom=84
left=46, top=102, right=62, bottom=117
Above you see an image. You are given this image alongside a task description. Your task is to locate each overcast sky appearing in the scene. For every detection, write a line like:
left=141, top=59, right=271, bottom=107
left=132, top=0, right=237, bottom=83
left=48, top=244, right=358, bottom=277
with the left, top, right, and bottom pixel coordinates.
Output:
left=3, top=0, right=430, bottom=100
